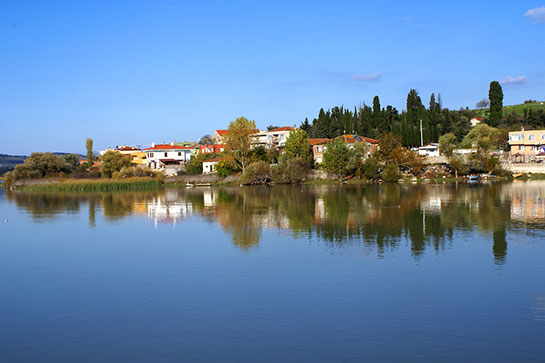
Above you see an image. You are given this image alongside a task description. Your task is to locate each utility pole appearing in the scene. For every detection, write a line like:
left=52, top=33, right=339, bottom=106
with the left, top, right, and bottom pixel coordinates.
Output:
left=420, top=119, right=424, bottom=147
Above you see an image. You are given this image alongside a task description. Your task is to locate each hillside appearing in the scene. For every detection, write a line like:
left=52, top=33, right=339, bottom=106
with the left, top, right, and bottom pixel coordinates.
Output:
left=0, top=154, right=26, bottom=175
left=474, top=101, right=545, bottom=118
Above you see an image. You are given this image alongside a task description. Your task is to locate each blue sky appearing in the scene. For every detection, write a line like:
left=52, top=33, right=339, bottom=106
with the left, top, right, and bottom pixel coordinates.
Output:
left=1, top=1, right=544, bottom=154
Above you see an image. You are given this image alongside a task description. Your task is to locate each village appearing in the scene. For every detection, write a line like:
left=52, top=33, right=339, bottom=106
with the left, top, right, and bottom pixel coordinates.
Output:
left=84, top=117, right=545, bottom=179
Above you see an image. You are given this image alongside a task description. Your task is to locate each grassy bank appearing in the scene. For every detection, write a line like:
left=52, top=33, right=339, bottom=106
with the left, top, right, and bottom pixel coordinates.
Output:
left=21, top=178, right=161, bottom=192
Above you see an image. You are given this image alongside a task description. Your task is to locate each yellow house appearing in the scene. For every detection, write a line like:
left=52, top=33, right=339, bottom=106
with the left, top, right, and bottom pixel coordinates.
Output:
left=130, top=151, right=147, bottom=166
left=508, top=130, right=545, bottom=155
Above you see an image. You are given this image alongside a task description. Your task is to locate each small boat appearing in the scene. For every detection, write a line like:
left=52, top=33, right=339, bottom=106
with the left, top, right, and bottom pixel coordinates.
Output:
left=468, top=175, right=480, bottom=181
left=513, top=173, right=525, bottom=179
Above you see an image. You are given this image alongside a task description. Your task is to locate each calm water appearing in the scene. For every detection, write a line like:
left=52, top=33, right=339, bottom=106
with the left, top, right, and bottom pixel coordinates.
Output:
left=1, top=182, right=545, bottom=362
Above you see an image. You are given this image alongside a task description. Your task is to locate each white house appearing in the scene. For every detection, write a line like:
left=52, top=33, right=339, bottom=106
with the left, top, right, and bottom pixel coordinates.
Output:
left=202, top=157, right=224, bottom=174
left=418, top=143, right=440, bottom=157
left=144, top=143, right=194, bottom=175
left=470, top=117, right=483, bottom=127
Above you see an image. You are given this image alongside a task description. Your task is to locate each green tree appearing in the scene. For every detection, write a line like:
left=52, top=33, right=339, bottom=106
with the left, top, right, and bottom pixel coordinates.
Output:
left=488, top=81, right=503, bottom=126
left=322, top=138, right=349, bottom=175
left=346, top=142, right=370, bottom=177
left=100, top=150, right=131, bottom=178
left=439, top=133, right=458, bottom=159
left=63, top=153, right=80, bottom=170
left=462, top=123, right=501, bottom=172
left=282, top=129, right=313, bottom=166
left=86, top=138, right=93, bottom=167
left=224, top=116, right=257, bottom=172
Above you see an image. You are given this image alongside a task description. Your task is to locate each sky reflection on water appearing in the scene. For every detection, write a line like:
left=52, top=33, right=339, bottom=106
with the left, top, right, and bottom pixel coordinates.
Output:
left=1, top=182, right=545, bottom=362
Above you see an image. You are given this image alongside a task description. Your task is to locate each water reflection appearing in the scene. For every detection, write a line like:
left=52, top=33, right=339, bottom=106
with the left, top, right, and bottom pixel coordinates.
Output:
left=6, top=181, right=545, bottom=263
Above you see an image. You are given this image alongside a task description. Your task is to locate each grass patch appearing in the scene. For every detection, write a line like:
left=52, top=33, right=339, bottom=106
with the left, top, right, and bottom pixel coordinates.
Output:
left=22, top=178, right=161, bottom=192
left=474, top=102, right=545, bottom=118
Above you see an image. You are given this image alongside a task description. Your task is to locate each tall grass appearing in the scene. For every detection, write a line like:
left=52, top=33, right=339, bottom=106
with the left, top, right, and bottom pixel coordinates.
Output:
left=23, top=178, right=161, bottom=192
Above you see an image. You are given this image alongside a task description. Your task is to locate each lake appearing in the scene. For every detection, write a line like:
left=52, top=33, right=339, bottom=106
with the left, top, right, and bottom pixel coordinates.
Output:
left=1, top=182, right=544, bottom=362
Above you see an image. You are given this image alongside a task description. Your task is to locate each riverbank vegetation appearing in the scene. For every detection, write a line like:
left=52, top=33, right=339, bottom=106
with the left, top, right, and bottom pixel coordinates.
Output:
left=21, top=178, right=161, bottom=192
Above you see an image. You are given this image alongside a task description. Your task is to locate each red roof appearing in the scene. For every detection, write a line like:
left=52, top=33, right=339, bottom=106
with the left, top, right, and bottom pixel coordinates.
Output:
left=335, top=134, right=378, bottom=144
left=308, top=138, right=330, bottom=145
left=268, top=126, right=295, bottom=132
left=144, top=144, right=194, bottom=151
left=117, top=146, right=140, bottom=151
left=215, top=129, right=229, bottom=136
left=474, top=117, right=484, bottom=121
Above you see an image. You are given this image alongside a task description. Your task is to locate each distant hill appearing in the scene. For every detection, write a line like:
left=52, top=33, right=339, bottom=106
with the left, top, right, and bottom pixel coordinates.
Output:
left=0, top=154, right=26, bottom=175
left=474, top=101, right=545, bottom=118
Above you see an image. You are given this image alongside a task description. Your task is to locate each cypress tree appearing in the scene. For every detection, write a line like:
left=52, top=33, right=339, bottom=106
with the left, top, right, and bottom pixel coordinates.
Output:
left=488, top=81, right=503, bottom=127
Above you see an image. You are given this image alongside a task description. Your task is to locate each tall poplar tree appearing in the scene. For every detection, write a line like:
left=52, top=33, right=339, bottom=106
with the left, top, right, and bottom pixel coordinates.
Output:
left=488, top=81, right=503, bottom=127
left=86, top=138, right=93, bottom=168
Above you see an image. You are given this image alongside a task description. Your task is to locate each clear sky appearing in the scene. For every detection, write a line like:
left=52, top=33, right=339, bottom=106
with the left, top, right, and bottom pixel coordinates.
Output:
left=1, top=0, right=544, bottom=155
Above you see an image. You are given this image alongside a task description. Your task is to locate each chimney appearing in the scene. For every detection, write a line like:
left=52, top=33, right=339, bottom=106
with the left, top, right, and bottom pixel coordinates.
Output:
left=151, top=142, right=155, bottom=147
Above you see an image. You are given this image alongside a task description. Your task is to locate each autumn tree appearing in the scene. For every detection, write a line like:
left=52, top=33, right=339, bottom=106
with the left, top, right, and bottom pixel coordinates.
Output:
left=100, top=150, right=131, bottom=178
left=224, top=116, right=257, bottom=173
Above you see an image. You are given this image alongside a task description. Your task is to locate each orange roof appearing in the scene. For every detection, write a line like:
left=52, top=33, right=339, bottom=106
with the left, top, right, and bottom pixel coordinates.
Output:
left=474, top=117, right=484, bottom=121
left=335, top=134, right=378, bottom=144
left=308, top=138, right=330, bottom=145
left=117, top=146, right=141, bottom=151
left=144, top=144, right=194, bottom=151
left=268, top=126, right=295, bottom=132
left=215, top=129, right=259, bottom=136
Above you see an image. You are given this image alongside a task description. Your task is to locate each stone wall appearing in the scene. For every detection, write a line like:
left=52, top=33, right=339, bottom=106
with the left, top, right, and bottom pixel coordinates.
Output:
left=501, top=163, right=545, bottom=174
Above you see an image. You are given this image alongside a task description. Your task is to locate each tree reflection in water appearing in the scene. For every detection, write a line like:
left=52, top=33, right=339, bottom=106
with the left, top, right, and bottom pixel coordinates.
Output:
left=6, top=181, right=545, bottom=264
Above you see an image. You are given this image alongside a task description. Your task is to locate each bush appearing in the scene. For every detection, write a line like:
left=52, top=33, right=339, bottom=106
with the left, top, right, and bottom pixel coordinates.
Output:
left=271, top=157, right=309, bottom=184
left=184, top=153, right=219, bottom=175
left=100, top=151, right=131, bottom=178
left=240, top=161, right=271, bottom=185
left=215, top=160, right=236, bottom=178
left=112, top=166, right=162, bottom=180
left=363, top=156, right=380, bottom=180
left=322, top=139, right=349, bottom=176
left=380, top=164, right=401, bottom=182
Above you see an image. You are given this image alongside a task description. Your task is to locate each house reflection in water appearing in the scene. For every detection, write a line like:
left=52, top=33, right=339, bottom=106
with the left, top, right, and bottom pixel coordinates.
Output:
left=146, top=190, right=193, bottom=228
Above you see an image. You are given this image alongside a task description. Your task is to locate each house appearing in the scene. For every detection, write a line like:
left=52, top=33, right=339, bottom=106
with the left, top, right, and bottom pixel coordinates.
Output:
left=310, top=135, right=378, bottom=164
left=144, top=143, right=194, bottom=175
left=212, top=130, right=229, bottom=144
left=254, top=127, right=296, bottom=149
left=470, top=117, right=483, bottom=127
left=202, top=157, right=224, bottom=174
left=508, top=129, right=545, bottom=156
left=99, top=145, right=141, bottom=156
left=309, top=138, right=330, bottom=164
left=200, top=144, right=225, bottom=154
left=418, top=143, right=440, bottom=157
left=130, top=151, right=147, bottom=166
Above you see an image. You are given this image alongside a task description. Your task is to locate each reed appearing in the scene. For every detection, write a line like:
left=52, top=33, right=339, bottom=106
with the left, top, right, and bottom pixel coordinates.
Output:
left=23, top=178, right=161, bottom=192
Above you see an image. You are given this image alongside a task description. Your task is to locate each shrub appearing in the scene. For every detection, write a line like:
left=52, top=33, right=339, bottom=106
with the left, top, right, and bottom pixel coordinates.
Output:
left=271, top=157, right=309, bottom=184
left=112, top=166, right=161, bottom=179
left=380, top=164, right=401, bottom=182
left=215, top=160, right=236, bottom=178
left=100, top=151, right=131, bottom=178
left=363, top=156, right=380, bottom=180
left=240, top=161, right=270, bottom=185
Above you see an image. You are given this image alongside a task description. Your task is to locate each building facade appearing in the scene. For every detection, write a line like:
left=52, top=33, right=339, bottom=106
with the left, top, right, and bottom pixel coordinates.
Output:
left=144, top=144, right=194, bottom=173
left=508, top=130, right=545, bottom=155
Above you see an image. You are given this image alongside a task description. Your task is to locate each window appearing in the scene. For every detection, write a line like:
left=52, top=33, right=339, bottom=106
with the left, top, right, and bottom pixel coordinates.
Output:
left=164, top=152, right=168, bottom=157
left=509, top=134, right=524, bottom=141
left=529, top=134, right=535, bottom=141
left=542, top=134, right=545, bottom=140
left=519, top=145, right=523, bottom=150
left=178, top=152, right=182, bottom=156
left=149, top=152, right=154, bottom=158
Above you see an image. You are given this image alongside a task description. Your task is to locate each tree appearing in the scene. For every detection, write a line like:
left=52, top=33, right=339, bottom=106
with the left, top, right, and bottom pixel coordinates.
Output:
left=86, top=138, right=93, bottom=167
left=224, top=116, right=257, bottom=173
left=488, top=81, right=503, bottom=126
left=322, top=138, right=349, bottom=175
left=199, top=134, right=213, bottom=145
left=462, top=123, right=501, bottom=172
left=282, top=129, right=313, bottom=166
left=439, top=133, right=458, bottom=159
left=63, top=153, right=80, bottom=170
left=476, top=98, right=490, bottom=109
left=100, top=150, right=131, bottom=178
left=376, top=132, right=402, bottom=163
left=267, top=125, right=280, bottom=131
left=346, top=142, right=369, bottom=177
